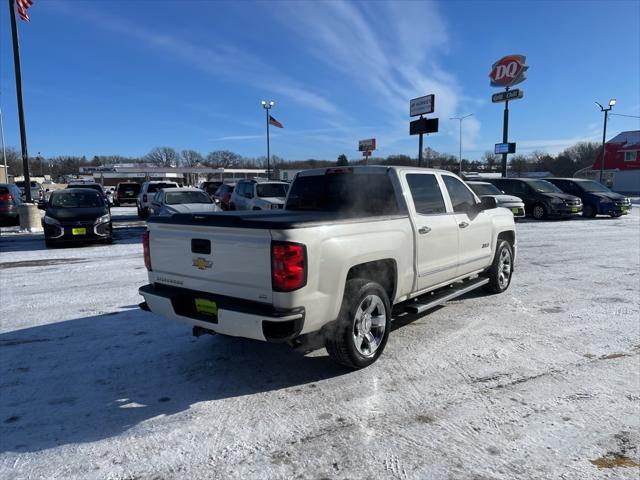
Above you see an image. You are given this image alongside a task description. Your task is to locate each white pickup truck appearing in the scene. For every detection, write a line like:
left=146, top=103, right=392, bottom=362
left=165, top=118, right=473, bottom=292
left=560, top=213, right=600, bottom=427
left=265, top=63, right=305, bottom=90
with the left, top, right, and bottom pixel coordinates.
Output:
left=139, top=166, right=516, bottom=369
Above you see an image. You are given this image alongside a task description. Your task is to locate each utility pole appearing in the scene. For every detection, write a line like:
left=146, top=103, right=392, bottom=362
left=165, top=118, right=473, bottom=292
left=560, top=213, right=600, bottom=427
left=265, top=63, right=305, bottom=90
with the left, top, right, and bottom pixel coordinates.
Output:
left=596, top=99, right=616, bottom=184
left=8, top=0, right=31, bottom=201
left=261, top=100, right=274, bottom=179
left=450, top=113, right=473, bottom=176
left=501, top=88, right=509, bottom=178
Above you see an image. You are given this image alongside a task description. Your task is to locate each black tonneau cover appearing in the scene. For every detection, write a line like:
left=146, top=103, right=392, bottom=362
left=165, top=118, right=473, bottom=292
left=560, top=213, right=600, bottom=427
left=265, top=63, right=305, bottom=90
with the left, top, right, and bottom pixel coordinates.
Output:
left=148, top=210, right=408, bottom=230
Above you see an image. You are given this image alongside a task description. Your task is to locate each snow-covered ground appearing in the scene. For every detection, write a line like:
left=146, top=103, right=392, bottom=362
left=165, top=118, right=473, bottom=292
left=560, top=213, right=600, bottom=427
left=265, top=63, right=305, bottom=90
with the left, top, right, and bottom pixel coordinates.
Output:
left=1, top=207, right=639, bottom=480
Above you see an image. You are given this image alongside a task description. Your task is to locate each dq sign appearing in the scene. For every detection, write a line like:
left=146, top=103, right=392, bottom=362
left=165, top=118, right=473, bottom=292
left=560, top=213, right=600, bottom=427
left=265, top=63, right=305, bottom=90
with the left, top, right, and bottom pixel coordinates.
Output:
left=489, top=54, right=528, bottom=88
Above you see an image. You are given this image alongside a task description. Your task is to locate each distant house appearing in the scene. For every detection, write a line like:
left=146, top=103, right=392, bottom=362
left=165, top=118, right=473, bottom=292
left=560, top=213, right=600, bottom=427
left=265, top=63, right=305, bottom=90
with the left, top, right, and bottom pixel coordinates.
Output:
left=575, top=130, right=640, bottom=195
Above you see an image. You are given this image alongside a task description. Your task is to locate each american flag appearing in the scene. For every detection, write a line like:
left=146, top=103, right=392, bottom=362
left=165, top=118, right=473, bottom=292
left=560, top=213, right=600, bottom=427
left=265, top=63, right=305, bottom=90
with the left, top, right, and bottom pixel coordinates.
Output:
left=16, top=0, right=33, bottom=22
left=269, top=115, right=284, bottom=129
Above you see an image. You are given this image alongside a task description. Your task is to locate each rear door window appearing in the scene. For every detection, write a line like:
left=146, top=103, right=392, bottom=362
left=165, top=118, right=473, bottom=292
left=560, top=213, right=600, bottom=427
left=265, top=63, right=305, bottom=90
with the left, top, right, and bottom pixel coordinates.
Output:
left=406, top=174, right=446, bottom=215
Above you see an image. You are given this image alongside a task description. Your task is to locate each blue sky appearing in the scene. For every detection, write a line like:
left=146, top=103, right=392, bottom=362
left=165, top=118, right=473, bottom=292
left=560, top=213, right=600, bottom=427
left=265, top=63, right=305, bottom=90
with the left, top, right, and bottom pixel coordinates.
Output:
left=1, top=0, right=639, bottom=162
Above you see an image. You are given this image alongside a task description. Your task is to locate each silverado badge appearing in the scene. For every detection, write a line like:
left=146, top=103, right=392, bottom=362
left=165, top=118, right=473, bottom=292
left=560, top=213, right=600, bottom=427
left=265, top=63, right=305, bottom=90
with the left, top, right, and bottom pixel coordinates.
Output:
left=192, top=257, right=212, bottom=270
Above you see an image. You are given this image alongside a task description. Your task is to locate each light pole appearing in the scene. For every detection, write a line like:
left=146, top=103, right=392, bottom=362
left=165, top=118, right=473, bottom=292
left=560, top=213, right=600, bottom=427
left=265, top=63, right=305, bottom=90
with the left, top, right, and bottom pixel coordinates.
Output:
left=261, top=100, right=274, bottom=179
left=450, top=113, right=473, bottom=175
left=595, top=99, right=616, bottom=184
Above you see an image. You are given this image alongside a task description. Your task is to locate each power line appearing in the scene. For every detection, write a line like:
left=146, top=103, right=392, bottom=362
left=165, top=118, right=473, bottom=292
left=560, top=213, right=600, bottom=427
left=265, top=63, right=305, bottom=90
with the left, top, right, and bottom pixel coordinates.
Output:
left=610, top=113, right=640, bottom=119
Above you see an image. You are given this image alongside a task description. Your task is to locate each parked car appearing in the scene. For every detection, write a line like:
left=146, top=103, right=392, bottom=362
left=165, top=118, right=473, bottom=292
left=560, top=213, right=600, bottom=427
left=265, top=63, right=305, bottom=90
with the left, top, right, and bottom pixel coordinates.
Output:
left=137, top=181, right=180, bottom=218
left=230, top=179, right=289, bottom=210
left=467, top=181, right=525, bottom=218
left=544, top=178, right=632, bottom=218
left=212, top=183, right=235, bottom=210
left=66, top=182, right=109, bottom=207
left=199, top=181, right=224, bottom=198
left=485, top=178, right=582, bottom=220
left=149, top=188, right=222, bottom=217
left=139, top=166, right=516, bottom=369
left=114, top=182, right=141, bottom=206
left=15, top=180, right=43, bottom=203
left=0, top=183, right=24, bottom=226
left=43, top=189, right=112, bottom=247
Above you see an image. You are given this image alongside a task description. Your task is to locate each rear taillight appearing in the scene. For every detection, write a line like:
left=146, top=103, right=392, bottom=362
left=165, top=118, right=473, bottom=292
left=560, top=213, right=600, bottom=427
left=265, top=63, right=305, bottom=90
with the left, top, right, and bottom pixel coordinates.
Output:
left=143, top=194, right=148, bottom=202
left=143, top=230, right=152, bottom=271
left=271, top=241, right=306, bottom=292
left=0, top=194, right=12, bottom=202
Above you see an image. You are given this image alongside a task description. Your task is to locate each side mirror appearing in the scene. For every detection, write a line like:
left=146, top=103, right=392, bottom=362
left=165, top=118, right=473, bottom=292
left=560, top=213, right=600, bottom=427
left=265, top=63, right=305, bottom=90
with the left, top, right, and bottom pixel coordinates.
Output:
left=480, top=197, right=497, bottom=210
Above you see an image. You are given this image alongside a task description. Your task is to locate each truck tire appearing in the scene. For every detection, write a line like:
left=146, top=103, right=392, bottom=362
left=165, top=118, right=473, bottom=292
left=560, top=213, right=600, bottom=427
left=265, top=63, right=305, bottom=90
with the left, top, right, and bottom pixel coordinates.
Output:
left=325, top=279, right=391, bottom=369
left=483, top=240, right=513, bottom=294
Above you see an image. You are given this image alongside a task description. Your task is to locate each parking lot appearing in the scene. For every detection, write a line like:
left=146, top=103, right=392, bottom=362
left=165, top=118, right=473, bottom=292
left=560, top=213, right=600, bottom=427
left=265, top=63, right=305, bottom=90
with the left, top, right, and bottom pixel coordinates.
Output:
left=1, top=207, right=639, bottom=479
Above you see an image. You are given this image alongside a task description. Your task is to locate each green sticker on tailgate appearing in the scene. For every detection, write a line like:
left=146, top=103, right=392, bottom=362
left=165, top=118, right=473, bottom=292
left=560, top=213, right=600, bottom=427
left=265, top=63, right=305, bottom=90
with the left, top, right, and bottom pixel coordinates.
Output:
left=195, top=298, right=218, bottom=316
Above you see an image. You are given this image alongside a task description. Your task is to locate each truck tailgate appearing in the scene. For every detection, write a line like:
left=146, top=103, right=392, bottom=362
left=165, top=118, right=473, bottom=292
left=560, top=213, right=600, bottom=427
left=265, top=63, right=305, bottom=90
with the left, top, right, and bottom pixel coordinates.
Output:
left=148, top=222, right=273, bottom=304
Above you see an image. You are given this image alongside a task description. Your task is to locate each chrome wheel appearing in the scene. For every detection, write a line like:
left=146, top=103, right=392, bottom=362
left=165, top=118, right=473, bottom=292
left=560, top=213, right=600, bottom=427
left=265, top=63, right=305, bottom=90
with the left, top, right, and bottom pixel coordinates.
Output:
left=352, top=294, right=386, bottom=357
left=498, top=247, right=512, bottom=289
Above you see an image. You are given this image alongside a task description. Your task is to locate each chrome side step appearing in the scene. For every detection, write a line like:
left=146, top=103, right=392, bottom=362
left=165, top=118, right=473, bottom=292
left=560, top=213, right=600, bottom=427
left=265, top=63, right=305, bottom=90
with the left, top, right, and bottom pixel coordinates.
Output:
left=405, top=277, right=489, bottom=315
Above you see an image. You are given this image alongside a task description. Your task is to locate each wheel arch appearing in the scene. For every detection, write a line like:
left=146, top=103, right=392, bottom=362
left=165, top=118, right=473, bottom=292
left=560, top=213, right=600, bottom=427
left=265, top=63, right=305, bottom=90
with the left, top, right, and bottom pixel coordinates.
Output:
left=345, top=259, right=397, bottom=305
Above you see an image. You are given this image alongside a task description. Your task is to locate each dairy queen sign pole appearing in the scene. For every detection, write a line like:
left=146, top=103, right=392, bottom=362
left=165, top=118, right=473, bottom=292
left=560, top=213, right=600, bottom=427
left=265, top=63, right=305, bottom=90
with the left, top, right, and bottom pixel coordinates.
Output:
left=489, top=55, right=528, bottom=177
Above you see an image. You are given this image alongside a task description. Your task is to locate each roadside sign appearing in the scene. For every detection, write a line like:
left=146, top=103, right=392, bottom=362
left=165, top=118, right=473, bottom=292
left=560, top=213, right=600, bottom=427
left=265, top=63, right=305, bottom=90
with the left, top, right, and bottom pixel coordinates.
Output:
left=489, top=55, right=528, bottom=88
left=358, top=138, right=376, bottom=152
left=492, top=89, right=524, bottom=103
left=410, top=94, right=435, bottom=117
left=410, top=117, right=439, bottom=135
left=495, top=142, right=516, bottom=154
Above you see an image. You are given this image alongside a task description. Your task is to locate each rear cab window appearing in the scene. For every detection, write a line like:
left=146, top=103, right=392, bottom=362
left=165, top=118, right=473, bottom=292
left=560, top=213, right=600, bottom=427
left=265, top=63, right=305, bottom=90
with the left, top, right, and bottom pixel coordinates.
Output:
left=286, top=170, right=400, bottom=216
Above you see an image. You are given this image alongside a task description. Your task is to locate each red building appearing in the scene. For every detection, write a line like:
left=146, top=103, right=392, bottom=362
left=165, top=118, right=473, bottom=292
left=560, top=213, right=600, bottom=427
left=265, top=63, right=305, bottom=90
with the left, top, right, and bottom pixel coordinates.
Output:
left=592, top=130, right=640, bottom=170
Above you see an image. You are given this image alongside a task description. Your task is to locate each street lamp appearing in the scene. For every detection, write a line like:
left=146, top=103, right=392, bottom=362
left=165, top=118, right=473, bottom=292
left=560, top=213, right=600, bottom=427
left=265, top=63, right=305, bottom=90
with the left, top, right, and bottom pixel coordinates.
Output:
left=450, top=113, right=473, bottom=175
left=261, top=100, right=275, bottom=179
left=595, top=99, right=616, bottom=185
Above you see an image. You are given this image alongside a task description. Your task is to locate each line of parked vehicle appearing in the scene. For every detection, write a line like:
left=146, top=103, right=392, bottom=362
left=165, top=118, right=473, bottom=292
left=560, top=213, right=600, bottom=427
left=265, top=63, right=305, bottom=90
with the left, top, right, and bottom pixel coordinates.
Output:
left=1, top=171, right=632, bottom=249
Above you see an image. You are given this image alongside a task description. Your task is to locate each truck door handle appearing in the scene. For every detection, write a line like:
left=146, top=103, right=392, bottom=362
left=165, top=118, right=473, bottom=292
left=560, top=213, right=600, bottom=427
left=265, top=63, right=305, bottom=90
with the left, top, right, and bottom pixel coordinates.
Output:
left=458, top=222, right=469, bottom=229
left=418, top=226, right=431, bottom=234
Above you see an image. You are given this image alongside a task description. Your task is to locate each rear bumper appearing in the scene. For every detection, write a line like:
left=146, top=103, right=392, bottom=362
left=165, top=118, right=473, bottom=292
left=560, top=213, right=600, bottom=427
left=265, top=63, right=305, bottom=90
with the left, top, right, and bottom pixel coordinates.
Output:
left=138, top=283, right=305, bottom=342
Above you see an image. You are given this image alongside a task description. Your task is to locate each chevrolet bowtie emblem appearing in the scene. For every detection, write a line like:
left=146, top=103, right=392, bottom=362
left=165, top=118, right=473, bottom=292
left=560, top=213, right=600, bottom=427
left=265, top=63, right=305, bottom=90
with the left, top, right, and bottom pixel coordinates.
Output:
left=192, top=257, right=212, bottom=270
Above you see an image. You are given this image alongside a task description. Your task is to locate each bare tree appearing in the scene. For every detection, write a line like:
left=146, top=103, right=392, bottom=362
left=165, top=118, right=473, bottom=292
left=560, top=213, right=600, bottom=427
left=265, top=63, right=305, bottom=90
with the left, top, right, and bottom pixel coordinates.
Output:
left=180, top=150, right=204, bottom=167
left=481, top=151, right=500, bottom=172
left=206, top=150, right=242, bottom=168
left=145, top=147, right=179, bottom=167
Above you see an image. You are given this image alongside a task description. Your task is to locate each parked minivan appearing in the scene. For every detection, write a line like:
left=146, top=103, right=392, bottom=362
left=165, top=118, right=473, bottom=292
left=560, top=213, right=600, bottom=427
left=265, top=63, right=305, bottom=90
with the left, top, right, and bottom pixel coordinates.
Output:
left=545, top=178, right=632, bottom=218
left=229, top=179, right=289, bottom=210
left=486, top=178, right=582, bottom=220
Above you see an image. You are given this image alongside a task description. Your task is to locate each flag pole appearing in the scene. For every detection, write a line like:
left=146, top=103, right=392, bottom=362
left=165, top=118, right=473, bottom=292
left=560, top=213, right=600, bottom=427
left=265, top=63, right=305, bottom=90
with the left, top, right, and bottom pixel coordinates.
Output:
left=8, top=0, right=32, bottom=202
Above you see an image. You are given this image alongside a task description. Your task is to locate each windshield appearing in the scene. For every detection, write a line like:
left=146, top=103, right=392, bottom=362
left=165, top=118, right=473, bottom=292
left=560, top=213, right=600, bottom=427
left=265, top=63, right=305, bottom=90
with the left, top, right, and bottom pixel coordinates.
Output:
left=469, top=183, right=502, bottom=196
left=257, top=183, right=289, bottom=198
left=51, top=191, right=104, bottom=208
left=118, top=184, right=140, bottom=194
left=578, top=180, right=610, bottom=193
left=528, top=180, right=563, bottom=193
left=15, top=181, right=39, bottom=188
left=148, top=183, right=178, bottom=193
left=165, top=191, right=212, bottom=205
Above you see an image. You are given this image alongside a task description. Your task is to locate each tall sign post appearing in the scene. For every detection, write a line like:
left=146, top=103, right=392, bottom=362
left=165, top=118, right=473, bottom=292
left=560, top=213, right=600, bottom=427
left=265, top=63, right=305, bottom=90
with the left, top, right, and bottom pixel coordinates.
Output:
left=489, top=55, right=528, bottom=177
left=409, top=94, right=437, bottom=166
left=358, top=138, right=376, bottom=165
left=8, top=0, right=31, bottom=202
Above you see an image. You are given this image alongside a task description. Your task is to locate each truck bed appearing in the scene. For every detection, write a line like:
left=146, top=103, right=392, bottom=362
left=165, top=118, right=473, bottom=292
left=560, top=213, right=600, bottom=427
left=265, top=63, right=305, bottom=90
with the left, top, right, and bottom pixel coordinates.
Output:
left=148, top=210, right=409, bottom=230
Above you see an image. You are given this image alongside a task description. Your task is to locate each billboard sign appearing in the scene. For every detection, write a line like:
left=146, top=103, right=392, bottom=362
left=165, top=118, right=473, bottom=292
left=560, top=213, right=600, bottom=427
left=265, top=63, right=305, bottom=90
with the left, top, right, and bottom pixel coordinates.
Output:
left=410, top=94, right=435, bottom=117
left=489, top=55, right=528, bottom=88
left=492, top=89, right=524, bottom=103
left=410, top=118, right=439, bottom=136
left=358, top=138, right=376, bottom=152
left=495, top=142, right=516, bottom=155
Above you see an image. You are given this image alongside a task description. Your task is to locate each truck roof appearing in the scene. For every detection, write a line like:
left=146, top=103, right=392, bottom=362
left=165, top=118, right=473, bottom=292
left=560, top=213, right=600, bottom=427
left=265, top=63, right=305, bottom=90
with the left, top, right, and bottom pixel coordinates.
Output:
left=295, top=165, right=454, bottom=177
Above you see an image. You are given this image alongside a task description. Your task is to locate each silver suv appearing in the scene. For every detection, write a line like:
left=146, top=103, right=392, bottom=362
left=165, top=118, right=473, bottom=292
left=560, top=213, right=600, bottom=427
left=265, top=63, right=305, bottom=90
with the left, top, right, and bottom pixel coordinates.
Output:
left=229, top=179, right=289, bottom=210
left=137, top=181, right=179, bottom=218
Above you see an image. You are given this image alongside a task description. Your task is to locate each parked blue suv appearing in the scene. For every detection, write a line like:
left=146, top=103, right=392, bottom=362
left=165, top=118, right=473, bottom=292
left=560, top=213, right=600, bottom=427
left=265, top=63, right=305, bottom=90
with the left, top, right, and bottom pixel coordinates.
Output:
left=545, top=178, right=632, bottom=218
